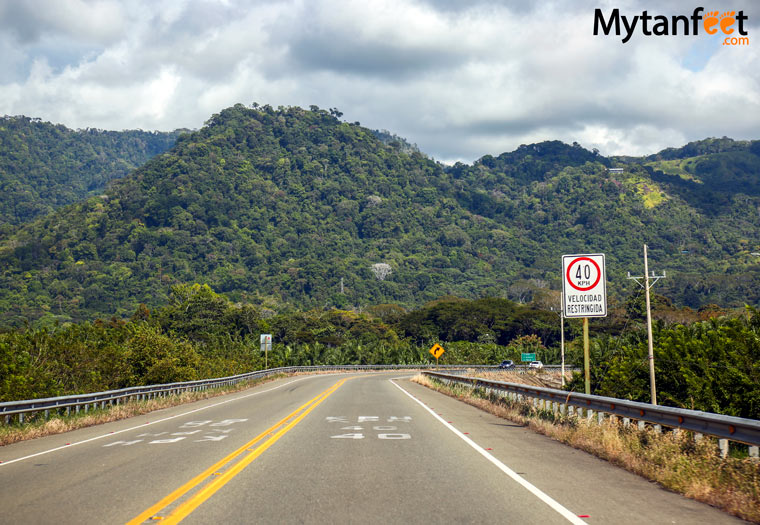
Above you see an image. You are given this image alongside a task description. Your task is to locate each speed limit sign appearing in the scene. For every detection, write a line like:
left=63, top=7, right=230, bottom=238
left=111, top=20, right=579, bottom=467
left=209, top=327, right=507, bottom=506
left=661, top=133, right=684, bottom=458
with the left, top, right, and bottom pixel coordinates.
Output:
left=562, top=254, right=607, bottom=318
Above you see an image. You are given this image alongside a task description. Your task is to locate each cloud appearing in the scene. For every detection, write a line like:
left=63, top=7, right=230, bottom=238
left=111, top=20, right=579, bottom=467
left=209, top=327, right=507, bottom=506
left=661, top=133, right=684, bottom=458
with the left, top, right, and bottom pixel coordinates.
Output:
left=0, top=0, right=757, bottom=161
left=0, top=0, right=127, bottom=44
left=278, top=0, right=481, bottom=78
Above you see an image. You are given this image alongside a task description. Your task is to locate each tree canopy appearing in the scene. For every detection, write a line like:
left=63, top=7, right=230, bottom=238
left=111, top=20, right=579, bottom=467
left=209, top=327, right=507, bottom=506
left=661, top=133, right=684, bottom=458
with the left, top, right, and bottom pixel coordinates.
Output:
left=1, top=105, right=759, bottom=327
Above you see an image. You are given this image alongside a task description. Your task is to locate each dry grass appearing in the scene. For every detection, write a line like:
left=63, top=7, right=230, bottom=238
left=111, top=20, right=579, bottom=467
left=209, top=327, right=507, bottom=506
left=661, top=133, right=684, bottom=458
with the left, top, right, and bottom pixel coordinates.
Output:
left=412, top=373, right=760, bottom=523
left=0, top=374, right=286, bottom=447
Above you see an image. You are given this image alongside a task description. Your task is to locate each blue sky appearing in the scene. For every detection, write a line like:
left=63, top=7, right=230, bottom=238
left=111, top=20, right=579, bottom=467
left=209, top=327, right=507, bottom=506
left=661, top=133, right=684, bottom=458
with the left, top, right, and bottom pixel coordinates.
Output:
left=0, top=0, right=757, bottom=163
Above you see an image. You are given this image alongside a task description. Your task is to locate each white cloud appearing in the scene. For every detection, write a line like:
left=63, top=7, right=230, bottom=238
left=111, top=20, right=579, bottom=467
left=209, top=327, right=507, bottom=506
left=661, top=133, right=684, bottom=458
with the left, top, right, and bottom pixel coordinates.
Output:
left=0, top=0, right=128, bottom=44
left=0, top=0, right=757, bottom=159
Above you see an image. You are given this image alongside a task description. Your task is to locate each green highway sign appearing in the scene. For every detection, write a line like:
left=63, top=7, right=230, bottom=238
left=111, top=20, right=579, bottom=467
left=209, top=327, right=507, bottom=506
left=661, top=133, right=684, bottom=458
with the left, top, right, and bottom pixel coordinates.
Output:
left=521, top=353, right=536, bottom=362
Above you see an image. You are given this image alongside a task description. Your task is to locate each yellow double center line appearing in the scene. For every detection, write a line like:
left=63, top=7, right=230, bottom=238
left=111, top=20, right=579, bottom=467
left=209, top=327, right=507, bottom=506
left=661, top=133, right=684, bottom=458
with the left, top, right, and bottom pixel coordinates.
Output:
left=127, top=377, right=349, bottom=524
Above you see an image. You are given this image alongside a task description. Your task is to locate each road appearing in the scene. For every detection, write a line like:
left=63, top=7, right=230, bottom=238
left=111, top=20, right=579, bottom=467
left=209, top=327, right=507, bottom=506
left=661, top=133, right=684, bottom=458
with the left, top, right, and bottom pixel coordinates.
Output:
left=0, top=372, right=743, bottom=524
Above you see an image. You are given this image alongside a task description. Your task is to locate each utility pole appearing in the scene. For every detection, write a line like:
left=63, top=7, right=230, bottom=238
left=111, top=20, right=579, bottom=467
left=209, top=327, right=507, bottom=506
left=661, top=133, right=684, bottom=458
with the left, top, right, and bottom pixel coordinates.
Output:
left=340, top=277, right=344, bottom=294
left=627, top=244, right=666, bottom=405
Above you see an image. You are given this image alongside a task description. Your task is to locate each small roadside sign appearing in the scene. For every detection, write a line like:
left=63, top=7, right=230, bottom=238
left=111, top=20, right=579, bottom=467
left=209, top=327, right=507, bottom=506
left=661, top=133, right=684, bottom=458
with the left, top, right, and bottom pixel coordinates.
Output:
left=260, top=334, right=272, bottom=353
left=521, top=353, right=536, bottom=362
left=562, top=254, right=607, bottom=318
left=429, top=343, right=445, bottom=360
left=260, top=334, right=272, bottom=369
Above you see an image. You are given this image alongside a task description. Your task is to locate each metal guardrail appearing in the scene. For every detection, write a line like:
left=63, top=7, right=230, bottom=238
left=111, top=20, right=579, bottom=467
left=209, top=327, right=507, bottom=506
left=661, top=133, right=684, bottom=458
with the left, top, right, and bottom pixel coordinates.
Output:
left=0, top=364, right=492, bottom=424
left=6, top=364, right=755, bottom=454
left=423, top=371, right=760, bottom=450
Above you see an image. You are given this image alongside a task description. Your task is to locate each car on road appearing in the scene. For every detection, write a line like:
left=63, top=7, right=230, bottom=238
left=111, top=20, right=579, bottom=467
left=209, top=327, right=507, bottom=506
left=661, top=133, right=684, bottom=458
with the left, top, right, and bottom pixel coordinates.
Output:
left=528, top=361, right=543, bottom=369
left=498, top=360, right=515, bottom=369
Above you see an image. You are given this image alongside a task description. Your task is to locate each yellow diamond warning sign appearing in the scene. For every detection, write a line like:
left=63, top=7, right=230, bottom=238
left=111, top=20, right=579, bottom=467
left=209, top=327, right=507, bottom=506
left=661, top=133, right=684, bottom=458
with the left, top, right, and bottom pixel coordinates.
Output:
left=429, top=343, right=445, bottom=360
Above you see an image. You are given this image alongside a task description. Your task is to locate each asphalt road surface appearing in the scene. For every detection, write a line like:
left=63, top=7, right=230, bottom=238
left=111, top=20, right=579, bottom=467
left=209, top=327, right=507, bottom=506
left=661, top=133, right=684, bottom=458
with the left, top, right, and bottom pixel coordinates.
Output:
left=0, top=372, right=745, bottom=524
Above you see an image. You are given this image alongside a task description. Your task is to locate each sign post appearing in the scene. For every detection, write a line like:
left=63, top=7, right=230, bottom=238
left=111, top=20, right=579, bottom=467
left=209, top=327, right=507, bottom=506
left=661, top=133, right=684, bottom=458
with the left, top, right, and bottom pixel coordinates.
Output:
left=429, top=343, right=445, bottom=364
left=562, top=254, right=607, bottom=395
left=260, top=334, right=272, bottom=369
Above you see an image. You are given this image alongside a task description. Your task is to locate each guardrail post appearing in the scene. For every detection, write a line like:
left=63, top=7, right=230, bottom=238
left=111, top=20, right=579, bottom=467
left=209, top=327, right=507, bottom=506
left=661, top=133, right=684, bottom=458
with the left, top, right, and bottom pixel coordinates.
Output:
left=719, top=439, right=729, bottom=458
left=622, top=417, right=630, bottom=428
left=637, top=420, right=645, bottom=431
left=597, top=412, right=604, bottom=424
left=19, top=412, right=25, bottom=424
left=45, top=409, right=50, bottom=420
left=4, top=415, right=9, bottom=425
left=749, top=446, right=759, bottom=459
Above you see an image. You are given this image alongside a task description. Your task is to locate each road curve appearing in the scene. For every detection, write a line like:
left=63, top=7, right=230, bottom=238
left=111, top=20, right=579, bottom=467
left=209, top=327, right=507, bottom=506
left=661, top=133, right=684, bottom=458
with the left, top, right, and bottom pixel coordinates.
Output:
left=0, top=372, right=742, bottom=524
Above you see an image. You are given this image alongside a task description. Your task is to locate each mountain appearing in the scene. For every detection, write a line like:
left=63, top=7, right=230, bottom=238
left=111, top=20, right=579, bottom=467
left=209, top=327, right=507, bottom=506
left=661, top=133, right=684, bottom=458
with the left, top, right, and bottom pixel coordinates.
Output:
left=642, top=138, right=760, bottom=202
left=0, top=115, right=183, bottom=237
left=1, top=104, right=759, bottom=326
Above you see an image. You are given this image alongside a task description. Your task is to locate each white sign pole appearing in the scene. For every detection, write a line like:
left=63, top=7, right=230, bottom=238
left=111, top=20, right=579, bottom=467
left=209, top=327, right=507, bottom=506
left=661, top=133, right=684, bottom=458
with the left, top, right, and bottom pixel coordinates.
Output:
left=560, top=293, right=565, bottom=387
left=260, top=334, right=272, bottom=369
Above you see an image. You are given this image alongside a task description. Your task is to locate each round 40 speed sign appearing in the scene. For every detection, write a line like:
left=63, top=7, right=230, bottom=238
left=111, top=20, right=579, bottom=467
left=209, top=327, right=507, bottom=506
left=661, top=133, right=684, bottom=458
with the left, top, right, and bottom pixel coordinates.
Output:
left=562, top=254, right=607, bottom=318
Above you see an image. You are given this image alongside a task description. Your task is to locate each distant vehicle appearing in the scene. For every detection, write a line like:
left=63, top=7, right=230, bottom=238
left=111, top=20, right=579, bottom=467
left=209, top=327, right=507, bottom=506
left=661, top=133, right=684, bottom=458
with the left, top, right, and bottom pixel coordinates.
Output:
left=528, top=361, right=543, bottom=369
left=498, top=360, right=515, bottom=369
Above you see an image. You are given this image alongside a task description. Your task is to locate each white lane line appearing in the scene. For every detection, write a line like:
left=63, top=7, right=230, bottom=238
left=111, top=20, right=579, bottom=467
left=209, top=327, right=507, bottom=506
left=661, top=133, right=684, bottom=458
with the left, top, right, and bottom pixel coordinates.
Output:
left=389, top=379, right=587, bottom=525
left=0, top=376, right=314, bottom=467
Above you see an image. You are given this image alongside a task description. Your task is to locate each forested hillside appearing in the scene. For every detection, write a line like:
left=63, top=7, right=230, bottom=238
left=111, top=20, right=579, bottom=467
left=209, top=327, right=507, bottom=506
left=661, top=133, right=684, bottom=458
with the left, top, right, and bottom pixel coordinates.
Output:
left=0, top=116, right=182, bottom=236
left=1, top=104, right=759, bottom=326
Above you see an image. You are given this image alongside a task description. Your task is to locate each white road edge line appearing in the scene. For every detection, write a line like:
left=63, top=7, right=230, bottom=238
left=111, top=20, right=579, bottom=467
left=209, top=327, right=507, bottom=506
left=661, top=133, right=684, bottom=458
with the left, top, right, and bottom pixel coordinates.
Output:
left=389, top=378, right=587, bottom=525
left=0, top=376, right=316, bottom=467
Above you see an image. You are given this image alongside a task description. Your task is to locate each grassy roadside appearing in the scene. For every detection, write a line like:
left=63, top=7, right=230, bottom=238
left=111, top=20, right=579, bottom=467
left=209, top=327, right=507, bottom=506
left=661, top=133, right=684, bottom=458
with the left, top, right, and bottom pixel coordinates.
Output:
left=0, top=374, right=288, bottom=447
left=413, top=373, right=760, bottom=523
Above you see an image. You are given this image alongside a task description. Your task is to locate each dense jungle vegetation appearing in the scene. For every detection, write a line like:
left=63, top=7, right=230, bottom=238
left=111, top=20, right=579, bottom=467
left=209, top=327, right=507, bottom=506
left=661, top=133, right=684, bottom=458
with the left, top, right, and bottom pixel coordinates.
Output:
left=0, top=116, right=181, bottom=237
left=1, top=105, right=759, bottom=328
left=1, top=285, right=757, bottom=419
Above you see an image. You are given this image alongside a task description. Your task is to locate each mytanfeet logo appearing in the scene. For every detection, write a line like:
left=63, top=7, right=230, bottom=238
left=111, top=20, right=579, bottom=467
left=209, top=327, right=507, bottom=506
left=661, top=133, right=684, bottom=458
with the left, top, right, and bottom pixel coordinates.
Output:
left=594, top=7, right=749, bottom=45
